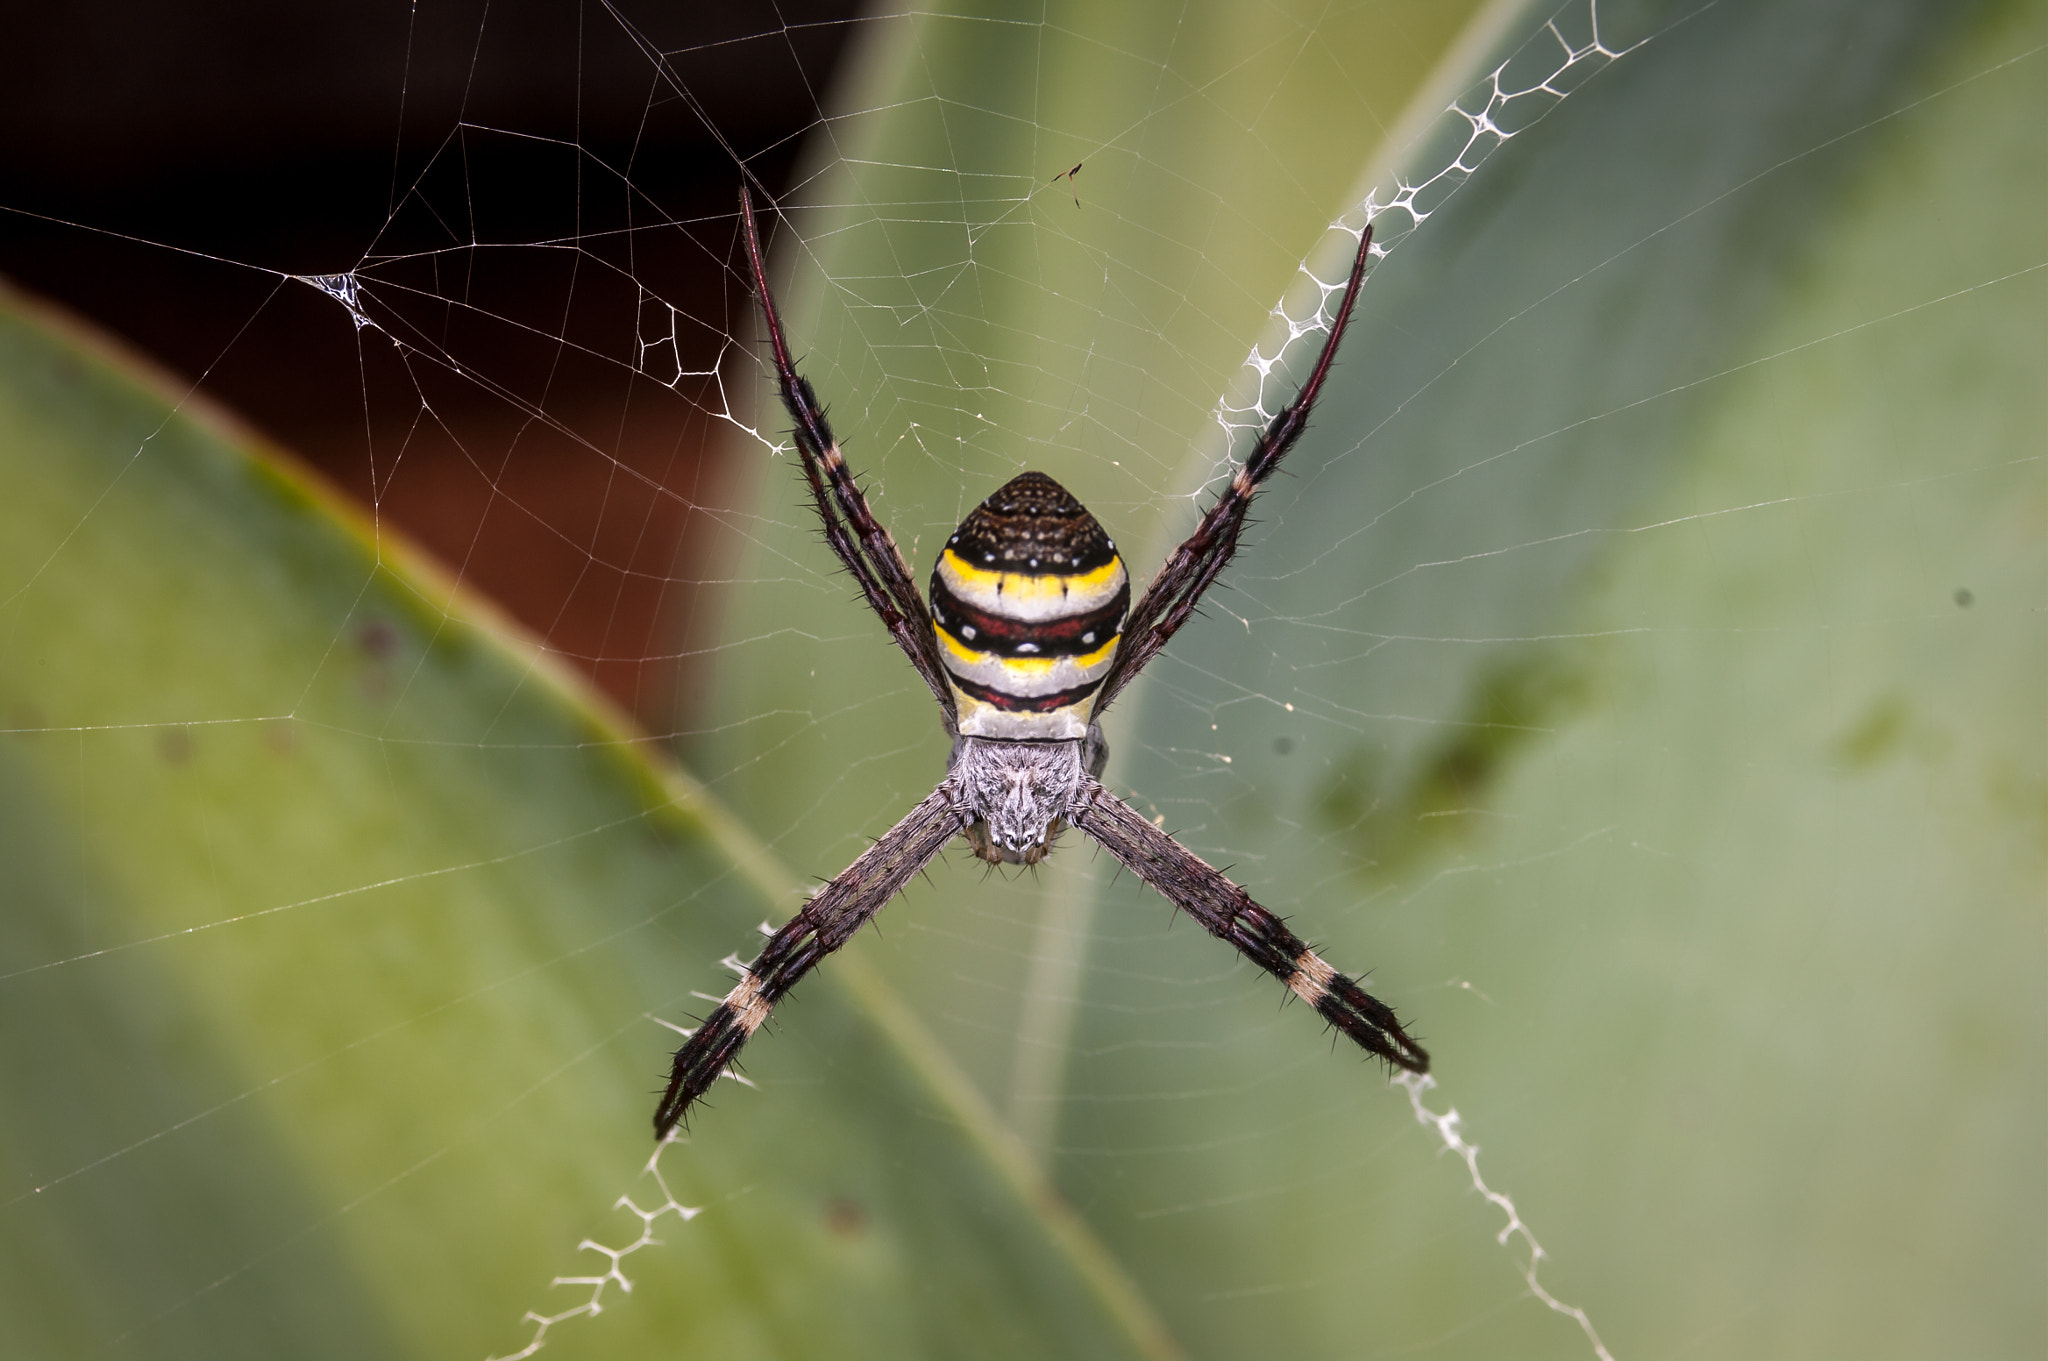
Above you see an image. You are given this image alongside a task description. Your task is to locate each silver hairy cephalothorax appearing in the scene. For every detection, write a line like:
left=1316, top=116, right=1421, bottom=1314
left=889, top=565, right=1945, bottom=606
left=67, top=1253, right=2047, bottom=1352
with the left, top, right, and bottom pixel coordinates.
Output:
left=950, top=729, right=1107, bottom=865
left=652, top=187, right=1429, bottom=1140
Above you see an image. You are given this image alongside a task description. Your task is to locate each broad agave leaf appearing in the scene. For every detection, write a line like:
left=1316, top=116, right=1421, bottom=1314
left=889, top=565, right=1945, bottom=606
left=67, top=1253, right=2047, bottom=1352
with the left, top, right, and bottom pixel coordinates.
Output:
left=703, top=1, right=2044, bottom=1358
left=2, top=0, right=2040, bottom=1358
left=0, top=289, right=1175, bottom=1358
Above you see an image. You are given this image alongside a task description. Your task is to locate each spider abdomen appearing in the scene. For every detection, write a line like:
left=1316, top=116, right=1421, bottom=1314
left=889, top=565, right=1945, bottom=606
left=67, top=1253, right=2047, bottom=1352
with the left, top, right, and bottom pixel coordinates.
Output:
left=930, top=472, right=1129, bottom=740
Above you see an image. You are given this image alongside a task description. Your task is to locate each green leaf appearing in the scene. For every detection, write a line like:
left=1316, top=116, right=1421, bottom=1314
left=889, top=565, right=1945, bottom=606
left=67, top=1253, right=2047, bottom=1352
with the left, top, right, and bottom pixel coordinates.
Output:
left=0, top=293, right=1175, bottom=1357
left=6, top=0, right=2040, bottom=1357
left=705, top=1, right=2044, bottom=1357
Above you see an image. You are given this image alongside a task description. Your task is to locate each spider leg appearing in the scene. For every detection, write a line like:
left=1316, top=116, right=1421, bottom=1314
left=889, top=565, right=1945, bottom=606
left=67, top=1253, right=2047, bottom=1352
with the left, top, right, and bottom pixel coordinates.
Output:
left=1070, top=777, right=1427, bottom=1073
left=654, top=780, right=967, bottom=1139
left=1093, top=225, right=1374, bottom=717
left=739, top=186, right=959, bottom=730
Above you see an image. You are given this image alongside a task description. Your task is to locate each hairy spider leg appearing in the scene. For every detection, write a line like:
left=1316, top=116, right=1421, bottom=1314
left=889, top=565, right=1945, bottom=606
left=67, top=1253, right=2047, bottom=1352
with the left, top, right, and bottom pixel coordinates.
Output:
left=655, top=783, right=966, bottom=1139
left=1072, top=778, right=1428, bottom=1074
left=739, top=185, right=958, bottom=726
left=1094, top=224, right=1374, bottom=718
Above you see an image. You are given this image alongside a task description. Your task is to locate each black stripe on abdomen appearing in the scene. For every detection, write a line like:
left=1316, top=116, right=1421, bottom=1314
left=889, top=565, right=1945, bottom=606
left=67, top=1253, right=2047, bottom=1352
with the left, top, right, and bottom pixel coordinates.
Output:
left=929, top=578, right=1128, bottom=658
left=949, top=674, right=1106, bottom=713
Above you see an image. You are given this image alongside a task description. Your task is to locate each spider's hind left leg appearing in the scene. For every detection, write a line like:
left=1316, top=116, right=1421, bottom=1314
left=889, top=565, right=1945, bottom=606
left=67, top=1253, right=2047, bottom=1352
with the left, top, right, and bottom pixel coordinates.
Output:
left=654, top=781, right=966, bottom=1138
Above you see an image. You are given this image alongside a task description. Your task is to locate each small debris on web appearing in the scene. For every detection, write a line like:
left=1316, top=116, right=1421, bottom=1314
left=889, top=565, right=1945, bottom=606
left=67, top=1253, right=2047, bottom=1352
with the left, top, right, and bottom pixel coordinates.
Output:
left=295, top=273, right=378, bottom=332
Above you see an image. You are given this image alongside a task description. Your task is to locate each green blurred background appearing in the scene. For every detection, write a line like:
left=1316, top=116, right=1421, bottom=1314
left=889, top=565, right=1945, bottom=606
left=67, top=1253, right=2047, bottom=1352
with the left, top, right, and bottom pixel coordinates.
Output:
left=1, top=1, right=2041, bottom=1358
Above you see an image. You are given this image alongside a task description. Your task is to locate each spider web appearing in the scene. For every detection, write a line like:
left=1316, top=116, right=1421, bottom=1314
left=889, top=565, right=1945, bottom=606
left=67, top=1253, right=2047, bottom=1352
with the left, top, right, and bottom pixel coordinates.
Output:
left=1, top=1, right=2042, bottom=1359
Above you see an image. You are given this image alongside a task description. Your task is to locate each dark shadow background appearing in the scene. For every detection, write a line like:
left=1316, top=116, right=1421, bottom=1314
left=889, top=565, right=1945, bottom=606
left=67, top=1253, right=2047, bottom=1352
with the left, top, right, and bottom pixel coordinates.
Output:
left=2, top=0, right=862, bottom=730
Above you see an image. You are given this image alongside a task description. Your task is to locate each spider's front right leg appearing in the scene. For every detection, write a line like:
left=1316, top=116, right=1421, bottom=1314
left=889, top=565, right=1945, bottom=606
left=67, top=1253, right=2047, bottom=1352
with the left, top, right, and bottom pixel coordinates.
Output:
left=654, top=780, right=966, bottom=1139
left=1091, top=224, right=1374, bottom=719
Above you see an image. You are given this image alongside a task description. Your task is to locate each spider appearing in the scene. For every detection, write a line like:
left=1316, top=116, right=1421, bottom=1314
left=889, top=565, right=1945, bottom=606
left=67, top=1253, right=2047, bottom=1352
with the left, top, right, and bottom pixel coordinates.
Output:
left=654, top=187, right=1429, bottom=1139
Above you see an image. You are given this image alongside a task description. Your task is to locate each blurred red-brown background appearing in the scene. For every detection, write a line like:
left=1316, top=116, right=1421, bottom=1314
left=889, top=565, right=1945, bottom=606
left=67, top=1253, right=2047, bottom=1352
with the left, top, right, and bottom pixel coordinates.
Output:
left=2, top=0, right=861, bottom=733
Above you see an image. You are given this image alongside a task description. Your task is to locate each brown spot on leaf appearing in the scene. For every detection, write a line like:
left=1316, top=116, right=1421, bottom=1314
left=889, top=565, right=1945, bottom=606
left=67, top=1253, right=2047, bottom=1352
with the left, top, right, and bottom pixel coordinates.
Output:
left=357, top=618, right=400, bottom=659
left=260, top=717, right=299, bottom=756
left=823, top=1196, right=867, bottom=1240
left=157, top=726, right=194, bottom=766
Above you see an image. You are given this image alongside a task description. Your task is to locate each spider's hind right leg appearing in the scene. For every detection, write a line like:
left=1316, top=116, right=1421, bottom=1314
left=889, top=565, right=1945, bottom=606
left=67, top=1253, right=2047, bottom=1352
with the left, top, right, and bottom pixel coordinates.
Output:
left=1070, top=777, right=1428, bottom=1074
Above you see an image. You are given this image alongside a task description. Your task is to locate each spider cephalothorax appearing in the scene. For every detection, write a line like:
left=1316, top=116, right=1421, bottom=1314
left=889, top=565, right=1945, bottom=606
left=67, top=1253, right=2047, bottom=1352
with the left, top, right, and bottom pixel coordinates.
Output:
left=950, top=733, right=1092, bottom=866
left=653, top=187, right=1429, bottom=1139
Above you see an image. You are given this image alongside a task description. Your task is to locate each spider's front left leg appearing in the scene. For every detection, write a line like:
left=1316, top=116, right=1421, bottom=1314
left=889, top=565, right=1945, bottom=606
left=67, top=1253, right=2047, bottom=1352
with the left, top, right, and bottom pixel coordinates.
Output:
left=739, top=186, right=959, bottom=729
left=1092, top=224, right=1374, bottom=718
left=1070, top=777, right=1428, bottom=1074
left=654, top=780, right=967, bottom=1138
